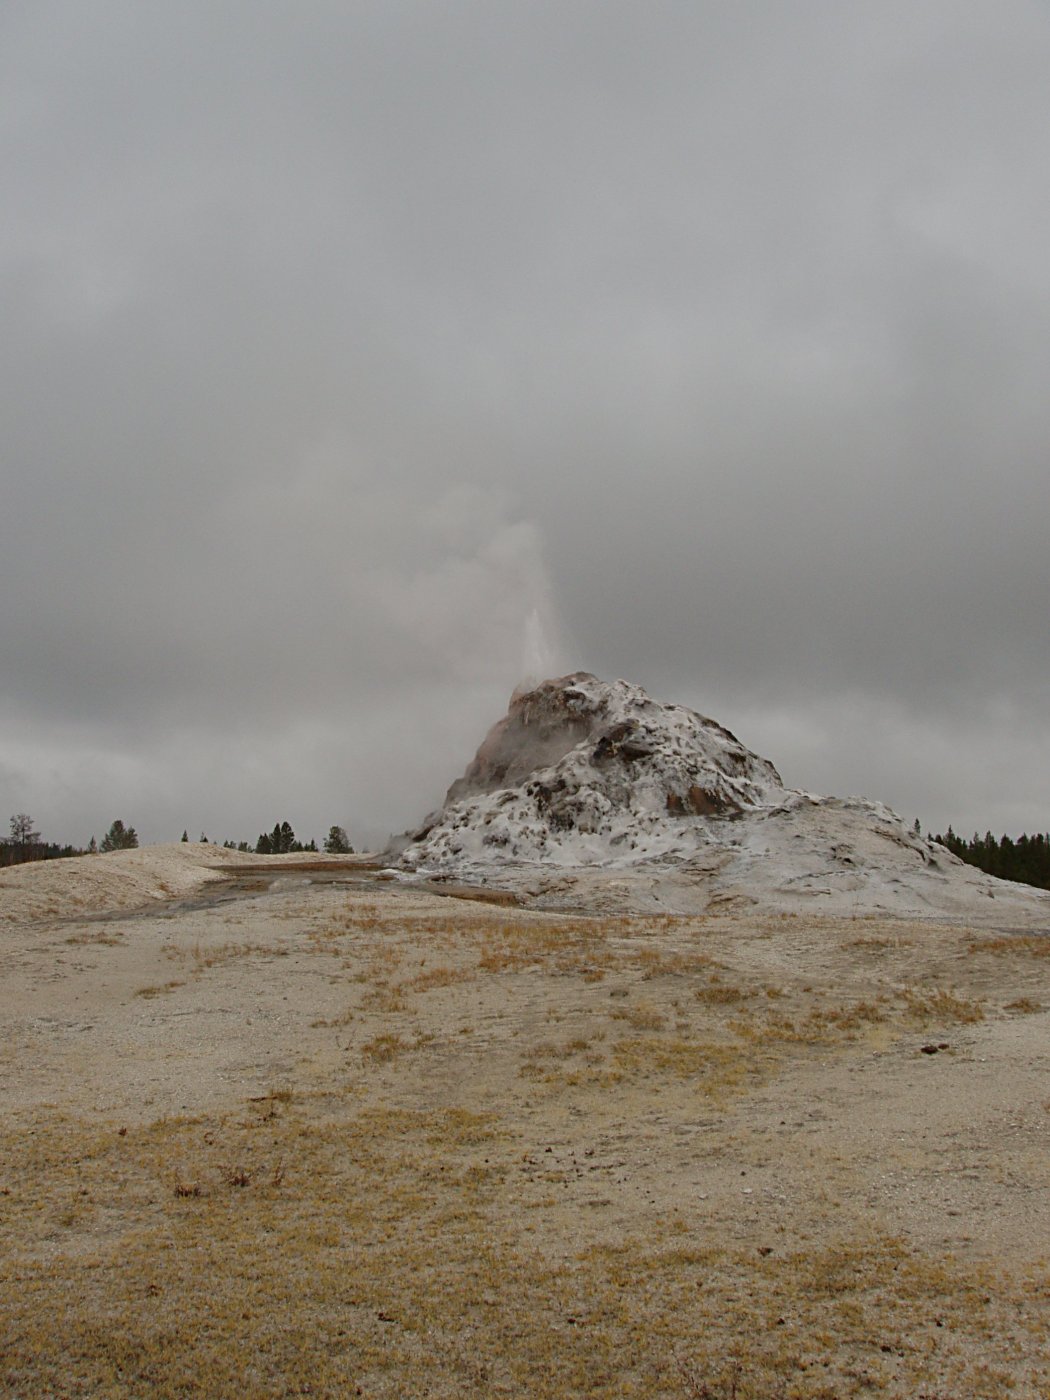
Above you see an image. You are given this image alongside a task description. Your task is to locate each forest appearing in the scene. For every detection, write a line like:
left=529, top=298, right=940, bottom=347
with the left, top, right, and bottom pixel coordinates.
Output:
left=933, top=827, right=1050, bottom=891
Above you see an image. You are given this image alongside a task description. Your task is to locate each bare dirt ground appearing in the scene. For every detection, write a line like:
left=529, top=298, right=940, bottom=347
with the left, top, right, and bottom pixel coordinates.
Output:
left=2, top=847, right=1049, bottom=1397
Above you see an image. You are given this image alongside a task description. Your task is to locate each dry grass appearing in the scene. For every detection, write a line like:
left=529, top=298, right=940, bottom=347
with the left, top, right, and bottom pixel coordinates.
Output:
left=359, top=983, right=410, bottom=1013
left=695, top=979, right=752, bottom=1006
left=309, top=1007, right=355, bottom=1029
left=163, top=939, right=290, bottom=971
left=612, top=1000, right=667, bottom=1031
left=405, top=964, right=475, bottom=993
left=134, top=979, right=186, bottom=999
left=969, top=935, right=1050, bottom=959
left=635, top=945, right=718, bottom=979
left=1005, top=997, right=1043, bottom=1015
left=64, top=929, right=127, bottom=946
left=360, top=1032, right=412, bottom=1063
left=6, top=890, right=1050, bottom=1397
left=611, top=1034, right=745, bottom=1092
left=1, top=1099, right=1046, bottom=1399
left=732, top=1000, right=890, bottom=1048
left=900, top=988, right=985, bottom=1025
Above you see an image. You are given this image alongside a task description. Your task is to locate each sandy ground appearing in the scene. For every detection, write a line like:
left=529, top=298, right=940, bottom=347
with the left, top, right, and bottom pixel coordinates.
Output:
left=2, top=846, right=1049, bottom=1397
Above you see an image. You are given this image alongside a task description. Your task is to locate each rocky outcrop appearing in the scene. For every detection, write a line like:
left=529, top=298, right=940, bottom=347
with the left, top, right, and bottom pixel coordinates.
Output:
left=442, top=674, right=601, bottom=805
left=400, top=673, right=787, bottom=867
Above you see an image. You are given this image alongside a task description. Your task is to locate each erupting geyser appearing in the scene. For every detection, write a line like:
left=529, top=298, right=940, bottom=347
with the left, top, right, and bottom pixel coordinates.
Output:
left=517, top=606, right=559, bottom=693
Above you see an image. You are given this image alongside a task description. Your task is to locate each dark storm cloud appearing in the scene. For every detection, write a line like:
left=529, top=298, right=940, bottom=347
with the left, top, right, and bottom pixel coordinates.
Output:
left=2, top=1, right=1048, bottom=846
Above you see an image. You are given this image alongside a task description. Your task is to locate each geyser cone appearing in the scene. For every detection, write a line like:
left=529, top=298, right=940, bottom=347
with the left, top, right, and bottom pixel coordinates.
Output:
left=394, top=673, right=1050, bottom=922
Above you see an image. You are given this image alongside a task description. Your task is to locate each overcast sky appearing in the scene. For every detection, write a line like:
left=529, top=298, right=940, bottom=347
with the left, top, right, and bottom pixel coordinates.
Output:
left=3, top=1, right=1048, bottom=849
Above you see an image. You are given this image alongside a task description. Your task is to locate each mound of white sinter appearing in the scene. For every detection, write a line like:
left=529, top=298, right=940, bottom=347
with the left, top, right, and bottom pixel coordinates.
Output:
left=398, top=673, right=1050, bottom=920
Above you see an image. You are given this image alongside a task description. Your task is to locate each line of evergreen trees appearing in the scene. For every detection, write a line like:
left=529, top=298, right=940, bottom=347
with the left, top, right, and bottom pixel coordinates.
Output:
left=933, top=828, right=1050, bottom=890
left=1, top=812, right=82, bottom=867
left=0, top=815, right=137, bottom=867
left=0, top=839, right=83, bottom=867
left=255, top=821, right=316, bottom=854
left=254, top=822, right=353, bottom=855
left=1, top=813, right=355, bottom=867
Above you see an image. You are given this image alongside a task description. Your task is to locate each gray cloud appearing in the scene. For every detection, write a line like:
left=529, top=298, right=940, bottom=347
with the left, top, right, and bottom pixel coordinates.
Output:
left=2, top=1, right=1048, bottom=846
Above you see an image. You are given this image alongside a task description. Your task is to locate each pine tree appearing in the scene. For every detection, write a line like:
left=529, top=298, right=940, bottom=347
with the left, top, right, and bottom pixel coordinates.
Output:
left=100, top=820, right=138, bottom=852
left=324, top=825, right=353, bottom=854
left=10, top=813, right=40, bottom=849
left=257, top=821, right=297, bottom=854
